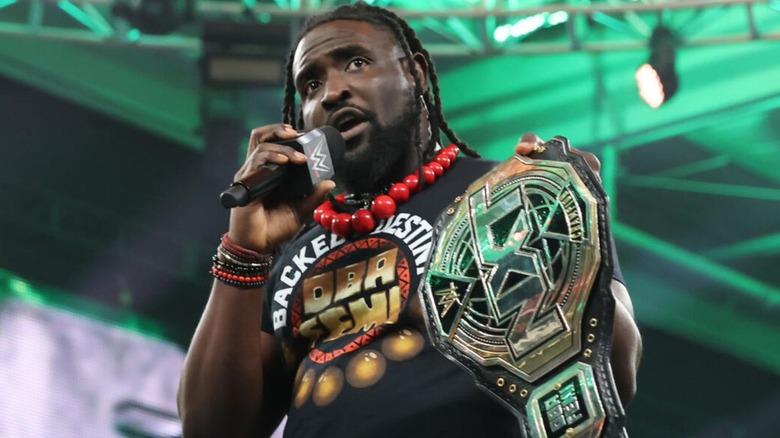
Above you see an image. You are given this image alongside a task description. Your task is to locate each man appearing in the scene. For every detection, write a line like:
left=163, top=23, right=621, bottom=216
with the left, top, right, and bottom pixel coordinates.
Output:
left=178, top=3, right=641, bottom=437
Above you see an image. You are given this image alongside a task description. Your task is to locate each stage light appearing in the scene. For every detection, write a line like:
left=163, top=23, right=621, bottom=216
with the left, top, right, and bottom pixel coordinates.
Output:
left=636, top=25, right=679, bottom=108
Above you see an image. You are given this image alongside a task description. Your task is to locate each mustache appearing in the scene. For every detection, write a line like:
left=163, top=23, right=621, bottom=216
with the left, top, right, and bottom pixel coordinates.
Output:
left=325, top=103, right=378, bottom=126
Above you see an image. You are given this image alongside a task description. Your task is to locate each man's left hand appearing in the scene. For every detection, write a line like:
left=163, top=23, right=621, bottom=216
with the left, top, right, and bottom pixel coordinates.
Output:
left=514, top=132, right=602, bottom=183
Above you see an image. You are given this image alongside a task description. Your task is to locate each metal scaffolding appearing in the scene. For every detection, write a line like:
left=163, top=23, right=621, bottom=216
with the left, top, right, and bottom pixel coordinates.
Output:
left=1, top=0, right=778, bottom=55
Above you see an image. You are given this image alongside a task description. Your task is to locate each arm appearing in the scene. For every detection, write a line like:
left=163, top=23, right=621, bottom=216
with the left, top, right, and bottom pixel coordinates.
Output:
left=177, top=283, right=289, bottom=437
left=178, top=124, right=335, bottom=437
left=515, top=133, right=642, bottom=407
left=609, top=279, right=642, bottom=407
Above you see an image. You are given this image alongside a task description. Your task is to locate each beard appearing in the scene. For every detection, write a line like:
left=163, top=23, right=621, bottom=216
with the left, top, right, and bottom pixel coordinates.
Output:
left=335, top=97, right=419, bottom=194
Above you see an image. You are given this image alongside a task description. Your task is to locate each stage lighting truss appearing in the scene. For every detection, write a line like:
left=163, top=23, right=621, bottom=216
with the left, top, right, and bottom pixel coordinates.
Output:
left=0, top=0, right=778, bottom=55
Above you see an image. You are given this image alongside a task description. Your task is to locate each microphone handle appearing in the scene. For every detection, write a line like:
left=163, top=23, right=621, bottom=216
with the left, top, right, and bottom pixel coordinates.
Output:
left=219, top=164, right=284, bottom=209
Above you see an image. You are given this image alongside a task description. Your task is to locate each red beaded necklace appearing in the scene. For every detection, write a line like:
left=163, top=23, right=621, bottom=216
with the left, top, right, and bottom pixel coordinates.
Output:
left=313, top=144, right=460, bottom=237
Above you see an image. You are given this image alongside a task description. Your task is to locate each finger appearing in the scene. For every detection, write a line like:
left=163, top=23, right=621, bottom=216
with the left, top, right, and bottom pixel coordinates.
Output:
left=568, top=147, right=602, bottom=183
left=296, top=180, right=336, bottom=220
left=584, top=152, right=601, bottom=175
left=514, top=132, right=545, bottom=156
left=234, top=148, right=306, bottom=182
left=253, top=143, right=307, bottom=165
left=520, top=132, right=543, bottom=144
left=571, top=147, right=601, bottom=175
left=246, top=124, right=299, bottom=157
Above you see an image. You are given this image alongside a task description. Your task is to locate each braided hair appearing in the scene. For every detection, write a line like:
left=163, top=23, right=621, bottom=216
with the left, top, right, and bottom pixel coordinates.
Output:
left=281, top=1, right=479, bottom=162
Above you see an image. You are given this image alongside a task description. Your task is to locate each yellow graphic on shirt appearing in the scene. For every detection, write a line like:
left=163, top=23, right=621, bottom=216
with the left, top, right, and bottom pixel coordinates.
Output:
left=312, top=366, right=344, bottom=407
left=293, top=329, right=426, bottom=408
left=299, top=248, right=402, bottom=343
left=289, top=237, right=427, bottom=408
left=346, top=350, right=386, bottom=388
left=381, top=328, right=424, bottom=361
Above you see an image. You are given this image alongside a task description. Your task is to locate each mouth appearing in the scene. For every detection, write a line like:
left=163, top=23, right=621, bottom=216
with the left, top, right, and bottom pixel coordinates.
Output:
left=329, top=108, right=371, bottom=143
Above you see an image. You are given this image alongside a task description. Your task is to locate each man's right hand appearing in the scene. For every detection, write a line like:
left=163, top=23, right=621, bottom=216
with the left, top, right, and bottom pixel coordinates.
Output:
left=228, top=123, right=336, bottom=254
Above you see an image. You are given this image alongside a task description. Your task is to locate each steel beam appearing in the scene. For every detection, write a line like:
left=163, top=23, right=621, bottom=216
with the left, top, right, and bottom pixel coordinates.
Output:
left=0, top=0, right=776, bottom=55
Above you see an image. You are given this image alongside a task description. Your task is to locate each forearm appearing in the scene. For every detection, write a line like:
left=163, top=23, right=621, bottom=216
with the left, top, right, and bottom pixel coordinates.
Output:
left=178, top=280, right=273, bottom=437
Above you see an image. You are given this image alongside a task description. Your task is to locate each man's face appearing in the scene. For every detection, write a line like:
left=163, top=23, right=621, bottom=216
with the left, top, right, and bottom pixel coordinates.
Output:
left=292, top=20, right=420, bottom=193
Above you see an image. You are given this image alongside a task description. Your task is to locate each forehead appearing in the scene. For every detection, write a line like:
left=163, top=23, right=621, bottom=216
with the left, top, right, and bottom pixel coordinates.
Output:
left=293, top=20, right=401, bottom=75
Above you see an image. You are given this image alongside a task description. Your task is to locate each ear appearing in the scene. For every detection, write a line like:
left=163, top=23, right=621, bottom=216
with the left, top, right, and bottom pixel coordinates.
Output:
left=410, top=51, right=430, bottom=94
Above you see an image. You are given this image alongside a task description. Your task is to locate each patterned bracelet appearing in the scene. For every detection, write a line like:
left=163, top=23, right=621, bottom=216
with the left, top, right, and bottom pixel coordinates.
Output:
left=210, top=233, right=273, bottom=289
left=217, top=245, right=273, bottom=269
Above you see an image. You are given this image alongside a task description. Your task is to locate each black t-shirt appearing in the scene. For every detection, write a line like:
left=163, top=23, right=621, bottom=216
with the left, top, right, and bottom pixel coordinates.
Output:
left=262, top=156, right=623, bottom=437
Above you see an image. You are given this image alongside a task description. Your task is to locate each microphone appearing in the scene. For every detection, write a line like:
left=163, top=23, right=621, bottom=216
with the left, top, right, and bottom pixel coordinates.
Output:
left=220, top=126, right=345, bottom=209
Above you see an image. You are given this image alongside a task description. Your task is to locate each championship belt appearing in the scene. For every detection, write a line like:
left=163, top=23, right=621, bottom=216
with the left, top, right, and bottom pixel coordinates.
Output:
left=421, top=137, right=627, bottom=437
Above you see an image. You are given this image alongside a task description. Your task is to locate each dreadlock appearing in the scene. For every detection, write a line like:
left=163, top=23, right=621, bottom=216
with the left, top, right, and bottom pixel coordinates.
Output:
left=281, top=1, right=479, bottom=162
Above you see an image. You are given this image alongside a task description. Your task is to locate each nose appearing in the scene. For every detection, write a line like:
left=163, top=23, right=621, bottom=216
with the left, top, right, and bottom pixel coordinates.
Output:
left=320, top=71, right=351, bottom=111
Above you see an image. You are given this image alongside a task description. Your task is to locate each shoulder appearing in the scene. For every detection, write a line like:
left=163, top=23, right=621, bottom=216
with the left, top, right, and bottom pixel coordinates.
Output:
left=440, top=155, right=498, bottom=187
left=452, top=155, right=499, bottom=173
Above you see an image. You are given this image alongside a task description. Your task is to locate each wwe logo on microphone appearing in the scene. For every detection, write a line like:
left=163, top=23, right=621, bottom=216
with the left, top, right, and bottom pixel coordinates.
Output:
left=309, top=140, right=330, bottom=175
left=299, top=128, right=339, bottom=184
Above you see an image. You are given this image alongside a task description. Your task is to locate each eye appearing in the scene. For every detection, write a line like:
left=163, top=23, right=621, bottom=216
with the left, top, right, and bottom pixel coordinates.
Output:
left=303, top=80, right=322, bottom=97
left=346, top=57, right=369, bottom=72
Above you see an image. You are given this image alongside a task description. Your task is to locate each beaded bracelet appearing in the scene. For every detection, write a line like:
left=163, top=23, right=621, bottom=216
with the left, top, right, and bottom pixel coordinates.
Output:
left=210, top=233, right=273, bottom=289
left=211, top=264, right=268, bottom=288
